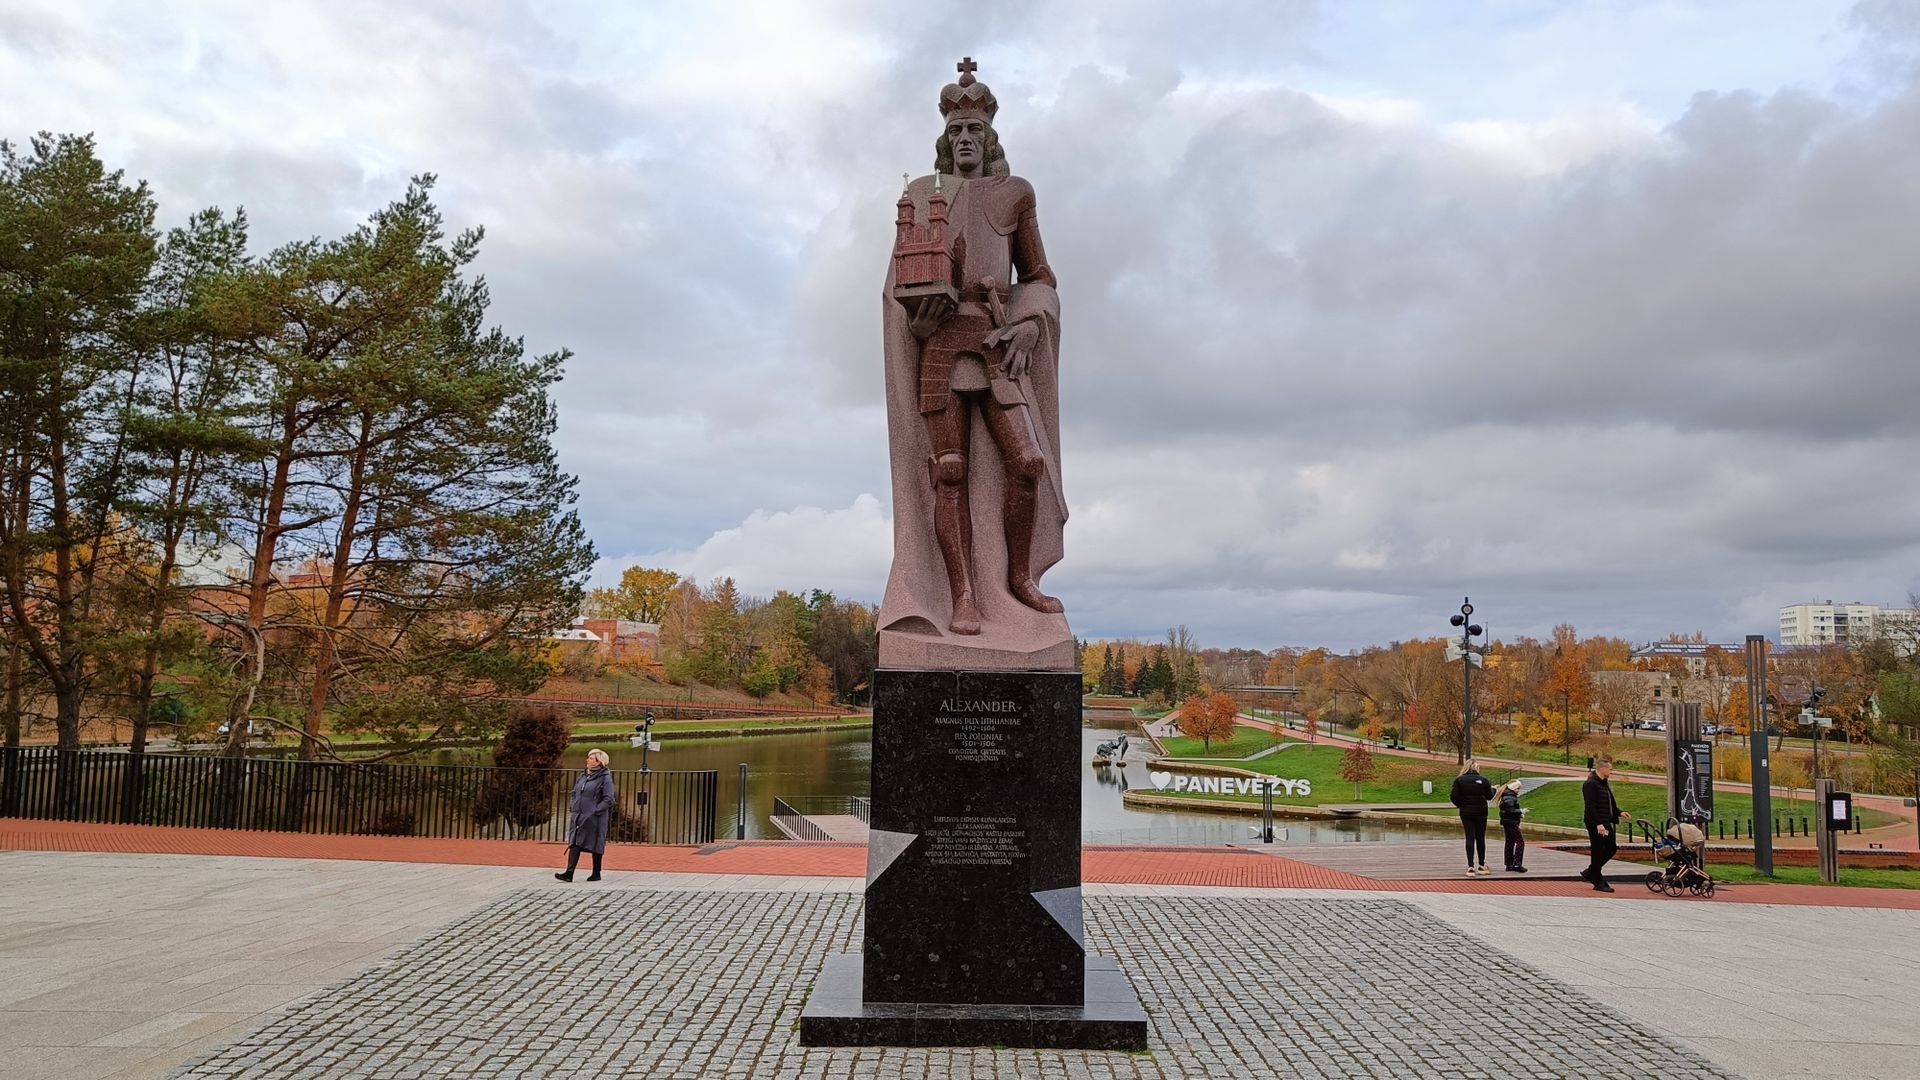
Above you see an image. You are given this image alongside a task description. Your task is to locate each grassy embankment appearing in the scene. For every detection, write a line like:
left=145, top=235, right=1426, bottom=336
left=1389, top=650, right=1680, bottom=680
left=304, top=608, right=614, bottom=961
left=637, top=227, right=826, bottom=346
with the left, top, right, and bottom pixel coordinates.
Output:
left=1398, top=783, right=1900, bottom=832
left=1428, top=725, right=1874, bottom=773
left=1147, top=741, right=1902, bottom=831
left=313, top=712, right=870, bottom=751
left=1156, top=730, right=1302, bottom=759
left=1149, top=743, right=1493, bottom=806
left=537, top=673, right=839, bottom=711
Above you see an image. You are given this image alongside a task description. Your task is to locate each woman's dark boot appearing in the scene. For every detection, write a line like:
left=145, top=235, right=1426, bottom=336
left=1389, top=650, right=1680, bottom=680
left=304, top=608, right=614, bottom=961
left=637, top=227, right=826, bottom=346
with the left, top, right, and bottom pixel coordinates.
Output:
left=556, top=845, right=582, bottom=882
left=586, top=851, right=603, bottom=882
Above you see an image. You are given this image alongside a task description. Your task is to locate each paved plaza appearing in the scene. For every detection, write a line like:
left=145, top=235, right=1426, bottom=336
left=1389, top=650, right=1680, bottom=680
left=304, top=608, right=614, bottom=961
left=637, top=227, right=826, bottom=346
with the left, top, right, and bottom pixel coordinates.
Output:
left=1, top=850, right=1916, bottom=1079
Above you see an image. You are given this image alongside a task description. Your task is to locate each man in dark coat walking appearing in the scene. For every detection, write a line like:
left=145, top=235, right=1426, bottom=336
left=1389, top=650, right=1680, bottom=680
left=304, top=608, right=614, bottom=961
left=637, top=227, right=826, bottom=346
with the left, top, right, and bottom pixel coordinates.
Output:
left=556, top=749, right=616, bottom=883
left=1582, top=757, right=1632, bottom=892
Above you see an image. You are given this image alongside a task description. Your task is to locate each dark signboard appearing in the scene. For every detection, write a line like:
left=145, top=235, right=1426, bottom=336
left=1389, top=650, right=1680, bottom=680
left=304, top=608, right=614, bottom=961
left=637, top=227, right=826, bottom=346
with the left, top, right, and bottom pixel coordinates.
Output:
left=1825, top=790, right=1853, bottom=831
left=1674, top=739, right=1713, bottom=823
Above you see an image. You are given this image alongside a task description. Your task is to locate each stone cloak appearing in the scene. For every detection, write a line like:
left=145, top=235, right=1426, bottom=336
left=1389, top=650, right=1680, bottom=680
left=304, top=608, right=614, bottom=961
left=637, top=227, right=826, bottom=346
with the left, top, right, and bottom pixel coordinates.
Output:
left=877, top=174, right=1073, bottom=671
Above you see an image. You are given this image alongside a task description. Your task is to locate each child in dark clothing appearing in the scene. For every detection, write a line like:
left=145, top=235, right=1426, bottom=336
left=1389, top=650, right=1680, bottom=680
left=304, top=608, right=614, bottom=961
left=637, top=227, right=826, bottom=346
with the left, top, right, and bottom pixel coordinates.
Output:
left=1498, top=779, right=1527, bottom=872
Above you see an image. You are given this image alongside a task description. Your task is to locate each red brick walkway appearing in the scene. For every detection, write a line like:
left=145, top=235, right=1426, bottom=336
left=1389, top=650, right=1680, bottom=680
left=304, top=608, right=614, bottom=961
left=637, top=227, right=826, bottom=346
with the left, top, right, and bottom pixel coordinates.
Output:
left=7, top=820, right=1917, bottom=910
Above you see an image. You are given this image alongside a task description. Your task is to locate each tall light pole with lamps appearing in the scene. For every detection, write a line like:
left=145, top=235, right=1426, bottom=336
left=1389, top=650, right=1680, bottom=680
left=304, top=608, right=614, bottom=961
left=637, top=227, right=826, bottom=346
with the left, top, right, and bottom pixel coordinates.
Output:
left=1448, top=598, right=1485, bottom=760
left=1554, top=644, right=1573, bottom=764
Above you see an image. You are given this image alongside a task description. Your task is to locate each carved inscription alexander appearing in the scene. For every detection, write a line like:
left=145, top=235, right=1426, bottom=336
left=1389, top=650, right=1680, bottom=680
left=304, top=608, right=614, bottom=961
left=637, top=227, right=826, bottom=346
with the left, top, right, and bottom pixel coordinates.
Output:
left=932, top=696, right=1022, bottom=764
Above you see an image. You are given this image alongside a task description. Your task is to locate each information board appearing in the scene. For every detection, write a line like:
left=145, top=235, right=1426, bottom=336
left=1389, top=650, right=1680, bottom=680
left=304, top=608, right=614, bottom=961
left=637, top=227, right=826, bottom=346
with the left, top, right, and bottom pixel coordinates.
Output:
left=1674, top=739, right=1713, bottom=823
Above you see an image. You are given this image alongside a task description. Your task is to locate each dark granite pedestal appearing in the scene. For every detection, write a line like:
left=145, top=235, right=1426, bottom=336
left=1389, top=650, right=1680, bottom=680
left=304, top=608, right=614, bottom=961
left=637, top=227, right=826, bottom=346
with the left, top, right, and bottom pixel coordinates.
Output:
left=797, top=668, right=1148, bottom=1050
left=800, top=953, right=1147, bottom=1049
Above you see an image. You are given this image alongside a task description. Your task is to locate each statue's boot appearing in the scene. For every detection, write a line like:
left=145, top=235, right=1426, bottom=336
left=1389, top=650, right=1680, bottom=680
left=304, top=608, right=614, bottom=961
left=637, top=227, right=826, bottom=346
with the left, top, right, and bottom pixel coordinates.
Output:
left=1004, top=480, right=1063, bottom=614
left=931, top=455, right=982, bottom=635
left=949, top=593, right=982, bottom=636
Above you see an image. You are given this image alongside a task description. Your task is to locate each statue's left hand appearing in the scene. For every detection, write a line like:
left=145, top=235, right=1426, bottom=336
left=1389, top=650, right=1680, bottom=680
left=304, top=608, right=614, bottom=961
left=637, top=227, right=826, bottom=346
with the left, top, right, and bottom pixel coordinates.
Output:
left=986, top=318, right=1041, bottom=379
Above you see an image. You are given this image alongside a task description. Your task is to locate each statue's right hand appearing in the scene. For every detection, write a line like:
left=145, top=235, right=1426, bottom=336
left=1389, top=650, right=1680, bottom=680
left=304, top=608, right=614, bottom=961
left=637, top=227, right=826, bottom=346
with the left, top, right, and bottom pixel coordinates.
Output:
left=908, top=295, right=953, bottom=341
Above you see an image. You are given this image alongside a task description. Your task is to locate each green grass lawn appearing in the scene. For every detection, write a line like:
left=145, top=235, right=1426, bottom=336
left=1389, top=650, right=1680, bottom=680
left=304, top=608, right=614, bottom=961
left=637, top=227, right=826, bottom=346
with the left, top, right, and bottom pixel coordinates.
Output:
left=1143, top=748, right=1908, bottom=833
left=589, top=714, right=867, bottom=735
left=1397, top=780, right=1900, bottom=832
left=1620, top=861, right=1920, bottom=890
left=1147, top=744, right=1493, bottom=806
left=278, top=712, right=869, bottom=750
left=1158, top=729, right=1299, bottom=759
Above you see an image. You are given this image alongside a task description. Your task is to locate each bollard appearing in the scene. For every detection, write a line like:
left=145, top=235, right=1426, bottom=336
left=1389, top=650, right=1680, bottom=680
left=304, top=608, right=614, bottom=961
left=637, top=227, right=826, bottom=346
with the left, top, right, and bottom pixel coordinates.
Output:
left=1853, top=814, right=1861, bottom=835
left=737, top=763, right=748, bottom=840
left=1801, top=816, right=1808, bottom=836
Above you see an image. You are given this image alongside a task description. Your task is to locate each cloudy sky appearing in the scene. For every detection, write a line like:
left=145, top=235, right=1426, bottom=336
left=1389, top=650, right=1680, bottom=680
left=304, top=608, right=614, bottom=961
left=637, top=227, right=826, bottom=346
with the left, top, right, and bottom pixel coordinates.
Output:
left=9, top=1, right=1919, bottom=649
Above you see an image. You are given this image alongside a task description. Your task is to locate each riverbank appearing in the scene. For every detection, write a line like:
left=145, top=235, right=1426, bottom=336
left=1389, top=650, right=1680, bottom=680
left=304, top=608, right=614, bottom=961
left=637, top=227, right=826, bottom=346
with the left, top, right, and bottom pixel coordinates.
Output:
left=135, top=714, right=874, bottom=758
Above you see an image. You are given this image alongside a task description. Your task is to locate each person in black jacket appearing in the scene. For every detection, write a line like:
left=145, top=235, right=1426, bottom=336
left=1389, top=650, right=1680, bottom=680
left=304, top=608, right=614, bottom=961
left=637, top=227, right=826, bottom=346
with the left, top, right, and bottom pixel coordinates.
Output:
left=1449, top=760, right=1496, bottom=875
left=1581, top=757, right=1632, bottom=892
left=1498, top=779, right=1527, bottom=872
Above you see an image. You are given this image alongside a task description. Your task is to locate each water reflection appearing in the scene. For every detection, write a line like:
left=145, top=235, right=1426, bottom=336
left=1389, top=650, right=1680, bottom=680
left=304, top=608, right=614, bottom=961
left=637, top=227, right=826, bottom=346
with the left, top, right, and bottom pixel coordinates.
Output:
left=450, top=716, right=1458, bottom=844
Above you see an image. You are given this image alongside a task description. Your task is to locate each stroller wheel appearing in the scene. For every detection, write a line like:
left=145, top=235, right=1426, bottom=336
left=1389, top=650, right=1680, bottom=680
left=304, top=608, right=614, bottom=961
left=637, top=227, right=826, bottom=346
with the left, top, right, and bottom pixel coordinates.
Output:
left=1644, top=871, right=1666, bottom=893
left=1700, top=879, right=1715, bottom=898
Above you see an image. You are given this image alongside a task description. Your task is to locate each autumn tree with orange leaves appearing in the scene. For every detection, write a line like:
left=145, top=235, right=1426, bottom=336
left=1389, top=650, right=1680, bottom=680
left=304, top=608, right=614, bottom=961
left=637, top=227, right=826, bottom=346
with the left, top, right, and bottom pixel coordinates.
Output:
left=1178, top=692, right=1236, bottom=751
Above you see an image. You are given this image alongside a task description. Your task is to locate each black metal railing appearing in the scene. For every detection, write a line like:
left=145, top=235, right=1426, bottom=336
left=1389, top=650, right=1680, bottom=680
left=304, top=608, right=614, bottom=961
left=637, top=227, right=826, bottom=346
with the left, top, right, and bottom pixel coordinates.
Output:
left=769, top=794, right=869, bottom=841
left=0, top=747, right=717, bottom=845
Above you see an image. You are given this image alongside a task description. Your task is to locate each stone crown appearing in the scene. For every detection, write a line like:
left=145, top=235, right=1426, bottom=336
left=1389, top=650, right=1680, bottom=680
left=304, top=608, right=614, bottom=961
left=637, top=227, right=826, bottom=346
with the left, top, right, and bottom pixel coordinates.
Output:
left=939, top=59, right=997, bottom=123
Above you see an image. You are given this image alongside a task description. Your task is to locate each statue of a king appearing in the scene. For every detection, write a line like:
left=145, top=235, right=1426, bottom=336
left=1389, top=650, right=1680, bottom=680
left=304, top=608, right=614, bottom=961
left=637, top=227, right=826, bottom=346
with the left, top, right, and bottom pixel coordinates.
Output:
left=878, top=58, right=1073, bottom=671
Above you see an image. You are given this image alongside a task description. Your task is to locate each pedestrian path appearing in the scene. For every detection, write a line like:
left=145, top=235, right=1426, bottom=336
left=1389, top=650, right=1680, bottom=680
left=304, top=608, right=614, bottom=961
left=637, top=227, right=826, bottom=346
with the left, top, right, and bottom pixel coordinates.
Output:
left=5, top=819, right=1915, bottom=910
left=5, top=849, right=1916, bottom=1080
left=1261, top=839, right=1594, bottom=880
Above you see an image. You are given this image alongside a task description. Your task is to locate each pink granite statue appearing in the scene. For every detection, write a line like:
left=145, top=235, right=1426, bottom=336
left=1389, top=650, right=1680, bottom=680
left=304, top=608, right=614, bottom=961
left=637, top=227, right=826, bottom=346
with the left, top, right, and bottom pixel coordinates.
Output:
left=878, top=58, right=1073, bottom=672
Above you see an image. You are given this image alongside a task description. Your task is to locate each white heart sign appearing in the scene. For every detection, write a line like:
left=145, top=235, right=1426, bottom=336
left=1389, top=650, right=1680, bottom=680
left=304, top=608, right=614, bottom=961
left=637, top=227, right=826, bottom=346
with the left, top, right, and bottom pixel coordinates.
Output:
left=1150, top=770, right=1173, bottom=790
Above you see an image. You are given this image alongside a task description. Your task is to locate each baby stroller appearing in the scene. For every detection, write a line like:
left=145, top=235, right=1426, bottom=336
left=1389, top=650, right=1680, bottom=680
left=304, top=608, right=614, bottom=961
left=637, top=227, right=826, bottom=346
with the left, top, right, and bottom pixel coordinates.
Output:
left=1643, top=819, right=1715, bottom=898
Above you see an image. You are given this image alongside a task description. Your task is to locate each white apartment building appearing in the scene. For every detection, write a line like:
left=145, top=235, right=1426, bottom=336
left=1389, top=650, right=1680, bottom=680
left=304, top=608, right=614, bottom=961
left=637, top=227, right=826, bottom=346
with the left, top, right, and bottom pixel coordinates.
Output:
left=1777, top=601, right=1909, bottom=645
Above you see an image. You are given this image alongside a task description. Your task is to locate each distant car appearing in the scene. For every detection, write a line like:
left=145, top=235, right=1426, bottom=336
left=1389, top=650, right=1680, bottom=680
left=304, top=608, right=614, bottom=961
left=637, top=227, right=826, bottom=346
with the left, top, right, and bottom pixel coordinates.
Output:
left=1622, top=720, right=1642, bottom=730
left=1643, top=720, right=1667, bottom=733
left=216, top=721, right=270, bottom=738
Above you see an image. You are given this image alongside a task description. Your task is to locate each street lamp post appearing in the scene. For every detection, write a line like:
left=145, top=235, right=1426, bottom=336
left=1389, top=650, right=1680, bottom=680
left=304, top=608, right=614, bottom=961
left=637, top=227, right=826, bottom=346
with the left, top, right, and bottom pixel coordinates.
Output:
left=1448, top=598, right=1485, bottom=760
left=1804, top=686, right=1827, bottom=783
left=1554, top=644, right=1571, bottom=764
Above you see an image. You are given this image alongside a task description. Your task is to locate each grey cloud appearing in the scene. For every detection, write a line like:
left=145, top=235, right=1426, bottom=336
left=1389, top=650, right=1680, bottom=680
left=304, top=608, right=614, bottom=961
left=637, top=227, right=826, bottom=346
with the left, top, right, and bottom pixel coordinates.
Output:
left=12, top=0, right=1918, bottom=648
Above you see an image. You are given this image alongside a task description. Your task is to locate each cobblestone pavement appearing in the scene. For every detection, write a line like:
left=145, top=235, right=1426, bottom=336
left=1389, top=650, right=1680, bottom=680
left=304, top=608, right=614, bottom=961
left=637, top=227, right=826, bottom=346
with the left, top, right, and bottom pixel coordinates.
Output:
left=172, top=889, right=1731, bottom=1079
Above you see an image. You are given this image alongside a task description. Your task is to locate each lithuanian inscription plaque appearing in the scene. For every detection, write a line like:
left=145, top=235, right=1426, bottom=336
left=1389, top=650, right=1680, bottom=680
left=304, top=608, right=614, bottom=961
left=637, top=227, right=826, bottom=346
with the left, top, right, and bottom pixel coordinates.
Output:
left=860, top=668, right=1084, bottom=1007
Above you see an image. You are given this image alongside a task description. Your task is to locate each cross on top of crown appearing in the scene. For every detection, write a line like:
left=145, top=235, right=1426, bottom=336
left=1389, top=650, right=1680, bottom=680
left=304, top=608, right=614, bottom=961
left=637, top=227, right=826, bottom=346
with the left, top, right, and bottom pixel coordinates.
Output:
left=956, top=57, right=977, bottom=86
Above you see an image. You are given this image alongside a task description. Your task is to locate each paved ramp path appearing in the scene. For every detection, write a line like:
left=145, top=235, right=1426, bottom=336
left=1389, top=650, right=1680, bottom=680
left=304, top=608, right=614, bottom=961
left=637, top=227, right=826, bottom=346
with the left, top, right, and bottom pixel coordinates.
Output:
left=1259, top=838, right=1596, bottom=880
left=4, top=820, right=1914, bottom=909
left=4, top=850, right=1916, bottom=1079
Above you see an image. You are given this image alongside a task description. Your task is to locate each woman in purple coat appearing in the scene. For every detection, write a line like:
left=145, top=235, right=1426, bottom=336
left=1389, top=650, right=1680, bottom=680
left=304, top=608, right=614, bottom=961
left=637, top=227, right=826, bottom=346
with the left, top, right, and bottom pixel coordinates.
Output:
left=555, top=749, right=615, bottom=883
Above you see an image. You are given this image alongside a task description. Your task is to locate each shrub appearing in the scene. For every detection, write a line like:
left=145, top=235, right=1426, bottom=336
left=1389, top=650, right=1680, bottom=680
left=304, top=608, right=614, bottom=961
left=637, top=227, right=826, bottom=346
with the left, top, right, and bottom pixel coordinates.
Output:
left=660, top=654, right=695, bottom=686
left=357, top=806, right=418, bottom=836
left=559, top=643, right=609, bottom=681
left=471, top=705, right=574, bottom=835
left=742, top=654, right=780, bottom=698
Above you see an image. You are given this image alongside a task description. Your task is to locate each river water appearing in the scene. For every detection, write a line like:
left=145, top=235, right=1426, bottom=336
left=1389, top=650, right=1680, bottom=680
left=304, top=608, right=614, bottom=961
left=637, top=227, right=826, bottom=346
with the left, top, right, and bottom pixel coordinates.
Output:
left=565, top=715, right=1453, bottom=844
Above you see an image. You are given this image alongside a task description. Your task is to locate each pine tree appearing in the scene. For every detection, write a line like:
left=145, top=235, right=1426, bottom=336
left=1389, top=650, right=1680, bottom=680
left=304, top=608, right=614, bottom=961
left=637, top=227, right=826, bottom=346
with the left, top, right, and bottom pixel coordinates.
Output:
left=112, top=205, right=264, bottom=807
left=1147, top=646, right=1175, bottom=700
left=1177, top=654, right=1204, bottom=700
left=0, top=134, right=159, bottom=763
